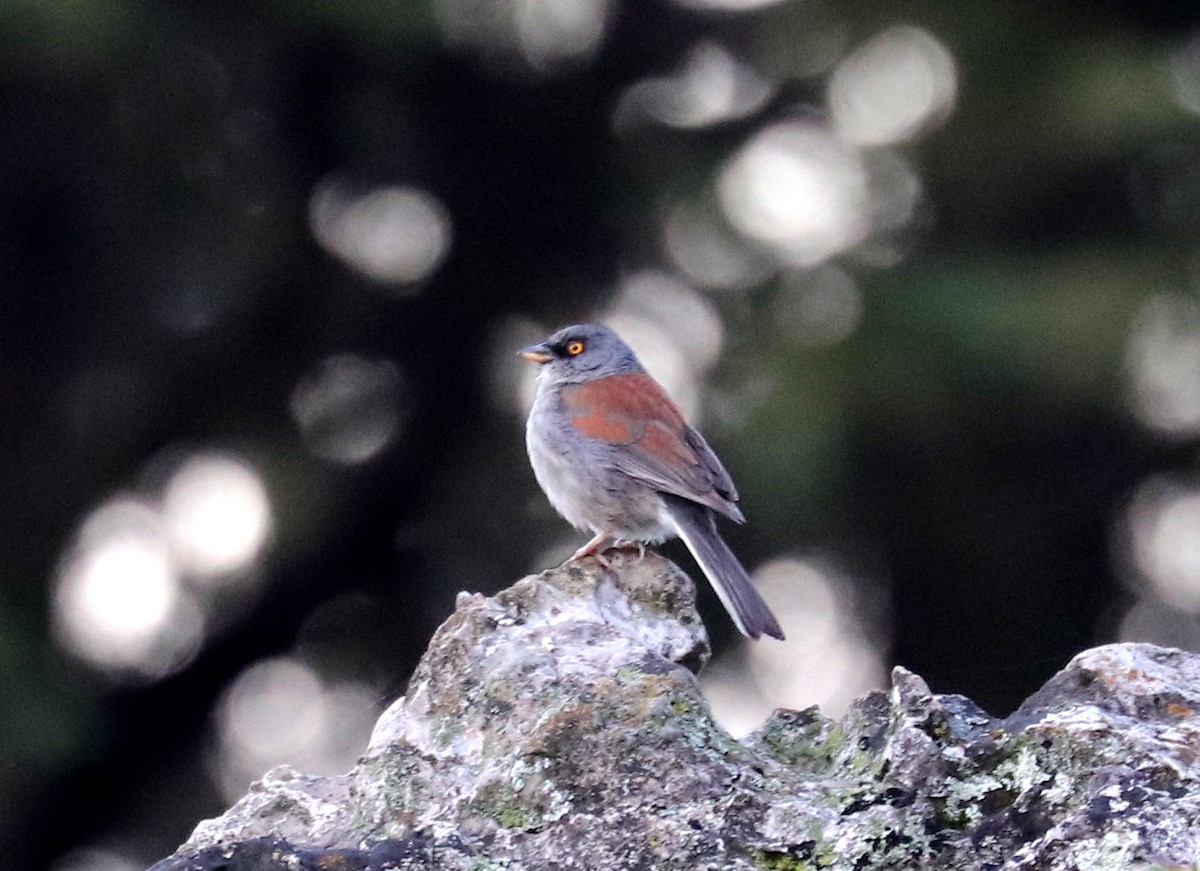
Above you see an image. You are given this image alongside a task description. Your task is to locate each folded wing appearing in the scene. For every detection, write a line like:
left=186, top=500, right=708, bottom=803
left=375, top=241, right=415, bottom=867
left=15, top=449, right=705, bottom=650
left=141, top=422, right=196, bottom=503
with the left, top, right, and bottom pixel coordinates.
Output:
left=563, top=373, right=743, bottom=522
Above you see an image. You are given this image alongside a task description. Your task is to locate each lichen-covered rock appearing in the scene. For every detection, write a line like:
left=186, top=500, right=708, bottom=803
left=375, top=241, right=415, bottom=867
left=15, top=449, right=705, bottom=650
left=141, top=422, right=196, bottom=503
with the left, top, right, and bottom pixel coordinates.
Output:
left=747, top=645, right=1200, bottom=870
left=153, top=551, right=1200, bottom=871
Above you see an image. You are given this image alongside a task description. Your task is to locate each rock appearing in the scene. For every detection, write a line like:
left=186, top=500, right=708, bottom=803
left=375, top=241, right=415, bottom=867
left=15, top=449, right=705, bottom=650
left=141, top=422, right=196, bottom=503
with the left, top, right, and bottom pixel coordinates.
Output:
left=152, top=551, right=1200, bottom=871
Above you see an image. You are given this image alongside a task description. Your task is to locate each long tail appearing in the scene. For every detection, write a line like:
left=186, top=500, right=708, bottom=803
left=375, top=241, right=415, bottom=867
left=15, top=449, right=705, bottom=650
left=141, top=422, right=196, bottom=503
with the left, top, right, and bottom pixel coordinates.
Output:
left=663, top=495, right=785, bottom=640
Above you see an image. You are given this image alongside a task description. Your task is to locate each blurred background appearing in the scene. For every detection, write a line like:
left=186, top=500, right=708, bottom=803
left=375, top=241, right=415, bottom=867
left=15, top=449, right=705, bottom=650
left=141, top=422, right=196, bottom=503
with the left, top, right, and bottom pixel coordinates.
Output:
left=5, top=0, right=1200, bottom=867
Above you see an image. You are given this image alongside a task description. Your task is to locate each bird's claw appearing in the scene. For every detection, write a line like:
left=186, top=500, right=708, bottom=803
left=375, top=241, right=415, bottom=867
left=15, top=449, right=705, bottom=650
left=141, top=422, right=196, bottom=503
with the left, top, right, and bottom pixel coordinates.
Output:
left=612, top=538, right=646, bottom=559
left=566, top=531, right=615, bottom=568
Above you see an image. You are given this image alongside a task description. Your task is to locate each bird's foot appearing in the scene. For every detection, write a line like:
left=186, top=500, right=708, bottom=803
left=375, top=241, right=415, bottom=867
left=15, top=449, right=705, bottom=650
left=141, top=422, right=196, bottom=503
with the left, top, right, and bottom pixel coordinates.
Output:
left=612, top=538, right=647, bottom=559
left=565, top=531, right=615, bottom=568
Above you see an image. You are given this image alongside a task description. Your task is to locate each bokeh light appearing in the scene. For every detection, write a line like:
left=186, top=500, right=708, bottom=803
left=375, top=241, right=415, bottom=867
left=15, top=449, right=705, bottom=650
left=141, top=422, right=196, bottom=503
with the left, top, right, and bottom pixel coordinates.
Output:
left=53, top=499, right=203, bottom=679
left=662, top=196, right=776, bottom=291
left=862, top=149, right=924, bottom=250
left=50, top=846, right=141, bottom=871
left=828, top=25, right=957, bottom=146
left=718, top=122, right=871, bottom=267
left=290, top=354, right=407, bottom=465
left=773, top=265, right=863, bottom=348
left=515, top=0, right=610, bottom=69
left=52, top=449, right=272, bottom=681
left=309, top=178, right=452, bottom=286
left=1125, top=475, right=1200, bottom=613
left=435, top=0, right=611, bottom=72
left=703, top=558, right=889, bottom=736
left=162, top=453, right=272, bottom=583
left=145, top=243, right=252, bottom=336
left=671, top=0, right=789, bottom=11
left=213, top=657, right=380, bottom=800
left=1124, top=291, right=1200, bottom=436
left=614, top=41, right=774, bottom=130
left=1168, top=32, right=1200, bottom=116
left=1118, top=596, right=1200, bottom=651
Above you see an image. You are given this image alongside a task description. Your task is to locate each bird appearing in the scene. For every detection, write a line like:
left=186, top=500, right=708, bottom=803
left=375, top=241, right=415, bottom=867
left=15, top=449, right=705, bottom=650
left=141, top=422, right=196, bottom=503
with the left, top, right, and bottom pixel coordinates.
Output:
left=519, top=323, right=784, bottom=640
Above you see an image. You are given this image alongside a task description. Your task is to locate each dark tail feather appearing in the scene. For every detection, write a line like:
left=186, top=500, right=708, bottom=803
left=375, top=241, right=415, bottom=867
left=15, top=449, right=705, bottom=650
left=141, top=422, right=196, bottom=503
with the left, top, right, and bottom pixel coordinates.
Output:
left=663, top=496, right=785, bottom=640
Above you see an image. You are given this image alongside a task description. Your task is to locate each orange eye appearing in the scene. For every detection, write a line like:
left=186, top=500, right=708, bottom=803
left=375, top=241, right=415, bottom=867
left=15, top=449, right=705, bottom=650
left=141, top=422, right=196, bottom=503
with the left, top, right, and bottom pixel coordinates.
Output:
left=566, top=340, right=585, bottom=356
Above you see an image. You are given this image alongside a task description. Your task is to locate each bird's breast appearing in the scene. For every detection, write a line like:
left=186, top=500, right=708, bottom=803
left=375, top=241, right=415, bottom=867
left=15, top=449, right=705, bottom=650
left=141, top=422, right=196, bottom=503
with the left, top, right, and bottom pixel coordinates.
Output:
left=526, top=390, right=672, bottom=541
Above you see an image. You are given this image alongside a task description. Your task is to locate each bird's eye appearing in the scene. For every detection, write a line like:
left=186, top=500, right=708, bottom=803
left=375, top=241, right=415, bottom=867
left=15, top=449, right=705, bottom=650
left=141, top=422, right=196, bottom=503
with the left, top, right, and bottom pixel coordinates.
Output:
left=566, top=340, right=585, bottom=356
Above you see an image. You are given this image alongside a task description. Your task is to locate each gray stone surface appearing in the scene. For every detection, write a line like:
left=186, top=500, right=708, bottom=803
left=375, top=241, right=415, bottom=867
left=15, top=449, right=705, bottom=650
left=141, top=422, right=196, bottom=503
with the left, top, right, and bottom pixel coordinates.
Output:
left=152, top=550, right=1200, bottom=870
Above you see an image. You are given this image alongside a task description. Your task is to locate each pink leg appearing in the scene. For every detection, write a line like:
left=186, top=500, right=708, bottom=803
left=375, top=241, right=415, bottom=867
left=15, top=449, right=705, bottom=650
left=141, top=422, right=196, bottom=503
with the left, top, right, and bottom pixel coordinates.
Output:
left=568, top=531, right=615, bottom=566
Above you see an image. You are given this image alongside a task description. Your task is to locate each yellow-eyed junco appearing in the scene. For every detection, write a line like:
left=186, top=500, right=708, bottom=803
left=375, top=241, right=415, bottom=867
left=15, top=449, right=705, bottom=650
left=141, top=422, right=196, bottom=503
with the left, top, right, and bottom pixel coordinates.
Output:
left=520, top=323, right=784, bottom=640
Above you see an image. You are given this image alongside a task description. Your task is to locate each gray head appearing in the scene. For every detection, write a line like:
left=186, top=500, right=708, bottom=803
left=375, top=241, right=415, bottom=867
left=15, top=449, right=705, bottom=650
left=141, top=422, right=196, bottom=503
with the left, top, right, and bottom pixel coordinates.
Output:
left=519, top=323, right=645, bottom=384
